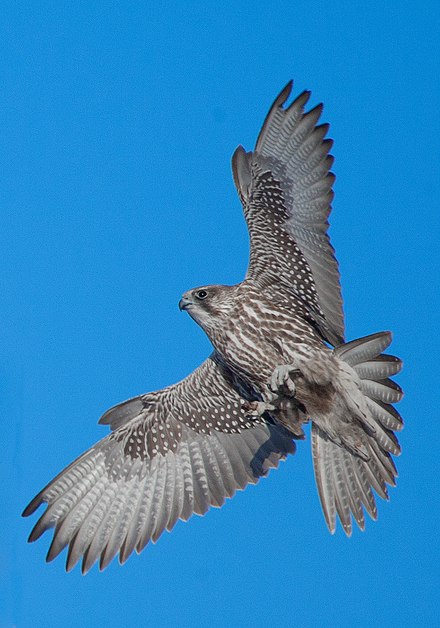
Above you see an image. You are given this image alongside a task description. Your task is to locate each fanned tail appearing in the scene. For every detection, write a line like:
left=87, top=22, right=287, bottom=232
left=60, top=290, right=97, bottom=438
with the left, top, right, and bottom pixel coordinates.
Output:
left=311, top=332, right=403, bottom=535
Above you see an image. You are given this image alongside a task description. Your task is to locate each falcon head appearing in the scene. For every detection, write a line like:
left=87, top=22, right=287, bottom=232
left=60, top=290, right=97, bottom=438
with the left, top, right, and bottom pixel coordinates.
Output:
left=179, top=284, right=237, bottom=335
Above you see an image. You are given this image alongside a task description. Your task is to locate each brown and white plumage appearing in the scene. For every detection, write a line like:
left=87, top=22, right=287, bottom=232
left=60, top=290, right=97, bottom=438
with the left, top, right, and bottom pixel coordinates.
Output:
left=233, top=82, right=343, bottom=345
left=23, top=81, right=403, bottom=572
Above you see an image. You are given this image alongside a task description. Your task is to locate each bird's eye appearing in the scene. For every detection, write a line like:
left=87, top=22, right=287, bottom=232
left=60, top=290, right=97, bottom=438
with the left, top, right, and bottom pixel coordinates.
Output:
left=196, top=290, right=208, bottom=300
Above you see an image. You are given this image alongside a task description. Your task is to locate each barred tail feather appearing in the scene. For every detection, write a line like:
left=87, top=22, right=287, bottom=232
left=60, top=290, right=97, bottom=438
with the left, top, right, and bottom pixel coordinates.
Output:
left=312, top=331, right=403, bottom=534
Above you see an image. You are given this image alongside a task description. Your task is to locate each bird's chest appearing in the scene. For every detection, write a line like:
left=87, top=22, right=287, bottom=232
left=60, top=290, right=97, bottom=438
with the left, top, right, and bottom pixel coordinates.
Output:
left=212, top=307, right=300, bottom=389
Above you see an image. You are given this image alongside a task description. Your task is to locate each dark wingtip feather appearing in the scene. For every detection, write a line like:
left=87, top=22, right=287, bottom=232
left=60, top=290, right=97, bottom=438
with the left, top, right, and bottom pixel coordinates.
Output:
left=322, top=137, right=334, bottom=153
left=46, top=539, right=62, bottom=563
left=308, top=102, right=324, bottom=116
left=255, top=81, right=296, bottom=149
left=81, top=547, right=96, bottom=575
left=316, top=122, right=330, bottom=134
left=22, top=495, right=43, bottom=518
left=28, top=519, right=46, bottom=543
left=286, top=89, right=311, bottom=112
left=277, top=80, right=294, bottom=105
left=266, top=80, right=294, bottom=115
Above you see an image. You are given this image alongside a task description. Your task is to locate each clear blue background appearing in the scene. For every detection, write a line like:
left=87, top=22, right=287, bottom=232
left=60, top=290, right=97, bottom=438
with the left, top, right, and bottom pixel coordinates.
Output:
left=2, top=2, right=439, bottom=626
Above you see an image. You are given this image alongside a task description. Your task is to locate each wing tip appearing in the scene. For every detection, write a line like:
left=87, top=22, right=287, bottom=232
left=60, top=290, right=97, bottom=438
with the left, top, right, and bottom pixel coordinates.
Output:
left=28, top=524, right=44, bottom=543
left=255, top=80, right=296, bottom=150
left=277, top=79, right=294, bottom=106
left=22, top=495, right=43, bottom=518
left=81, top=547, right=96, bottom=575
left=287, top=89, right=311, bottom=112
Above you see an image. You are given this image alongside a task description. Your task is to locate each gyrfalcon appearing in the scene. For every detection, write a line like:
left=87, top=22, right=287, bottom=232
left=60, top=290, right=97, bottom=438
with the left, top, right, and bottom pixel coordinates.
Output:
left=23, top=81, right=404, bottom=573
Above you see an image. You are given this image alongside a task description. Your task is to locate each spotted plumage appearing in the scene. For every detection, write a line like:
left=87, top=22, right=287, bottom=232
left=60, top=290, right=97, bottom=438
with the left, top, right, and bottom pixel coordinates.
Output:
left=23, top=81, right=403, bottom=573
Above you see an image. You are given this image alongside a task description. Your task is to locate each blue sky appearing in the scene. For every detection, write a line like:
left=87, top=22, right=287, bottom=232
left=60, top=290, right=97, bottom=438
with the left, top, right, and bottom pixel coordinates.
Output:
left=2, top=1, right=439, bottom=626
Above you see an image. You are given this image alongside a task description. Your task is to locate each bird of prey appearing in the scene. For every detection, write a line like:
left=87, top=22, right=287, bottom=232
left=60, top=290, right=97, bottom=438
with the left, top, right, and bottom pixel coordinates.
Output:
left=23, top=81, right=403, bottom=573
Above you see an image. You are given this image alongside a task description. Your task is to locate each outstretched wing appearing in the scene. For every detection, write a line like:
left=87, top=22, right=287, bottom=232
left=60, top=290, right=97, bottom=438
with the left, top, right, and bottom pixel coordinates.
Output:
left=232, top=81, right=344, bottom=346
left=23, top=355, right=295, bottom=573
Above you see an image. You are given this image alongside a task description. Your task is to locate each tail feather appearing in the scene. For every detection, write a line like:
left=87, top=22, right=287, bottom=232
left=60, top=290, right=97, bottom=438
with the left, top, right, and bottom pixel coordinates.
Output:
left=312, top=331, right=403, bottom=534
left=352, top=453, right=377, bottom=520
left=359, top=378, right=403, bottom=405
left=332, top=442, right=353, bottom=535
left=311, top=425, right=336, bottom=531
left=334, top=331, right=392, bottom=366
left=354, top=355, right=401, bottom=380
left=340, top=447, right=365, bottom=531
left=369, top=420, right=401, bottom=456
left=366, top=397, right=404, bottom=432
left=369, top=439, right=397, bottom=486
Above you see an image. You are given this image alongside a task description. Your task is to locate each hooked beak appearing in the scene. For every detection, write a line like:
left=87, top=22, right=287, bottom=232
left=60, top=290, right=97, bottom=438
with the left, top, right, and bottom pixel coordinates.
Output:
left=179, top=297, right=193, bottom=311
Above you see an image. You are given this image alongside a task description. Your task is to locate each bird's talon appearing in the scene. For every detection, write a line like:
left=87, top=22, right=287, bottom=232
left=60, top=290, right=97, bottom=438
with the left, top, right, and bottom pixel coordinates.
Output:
left=242, top=400, right=276, bottom=417
left=269, top=365, right=300, bottom=397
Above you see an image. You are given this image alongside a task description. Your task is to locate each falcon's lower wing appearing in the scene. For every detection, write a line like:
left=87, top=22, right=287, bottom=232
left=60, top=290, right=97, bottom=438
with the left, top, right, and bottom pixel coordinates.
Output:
left=23, top=355, right=295, bottom=573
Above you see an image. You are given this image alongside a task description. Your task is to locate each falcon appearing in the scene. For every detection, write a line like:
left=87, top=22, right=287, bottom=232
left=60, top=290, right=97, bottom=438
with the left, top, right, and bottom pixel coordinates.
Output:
left=23, top=81, right=404, bottom=573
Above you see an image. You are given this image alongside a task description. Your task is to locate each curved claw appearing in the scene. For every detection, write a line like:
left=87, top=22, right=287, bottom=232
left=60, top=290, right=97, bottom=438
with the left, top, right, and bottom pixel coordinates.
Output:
left=269, top=365, right=300, bottom=397
left=242, top=399, right=276, bottom=418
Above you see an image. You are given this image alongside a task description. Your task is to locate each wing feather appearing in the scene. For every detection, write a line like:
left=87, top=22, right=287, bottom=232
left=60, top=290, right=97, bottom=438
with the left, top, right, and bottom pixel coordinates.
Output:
left=23, top=356, right=294, bottom=572
left=232, top=81, right=344, bottom=345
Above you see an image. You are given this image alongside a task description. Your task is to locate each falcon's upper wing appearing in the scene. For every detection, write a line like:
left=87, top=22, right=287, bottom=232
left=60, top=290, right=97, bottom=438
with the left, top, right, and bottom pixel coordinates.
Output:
left=232, top=81, right=344, bottom=346
left=23, top=355, right=295, bottom=573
